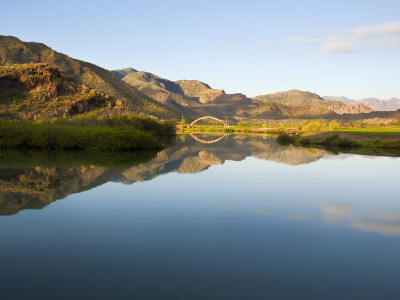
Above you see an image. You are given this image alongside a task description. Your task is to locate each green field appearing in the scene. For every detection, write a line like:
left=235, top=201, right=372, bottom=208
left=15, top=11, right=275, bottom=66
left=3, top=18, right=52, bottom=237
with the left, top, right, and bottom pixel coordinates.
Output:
left=340, top=128, right=400, bottom=133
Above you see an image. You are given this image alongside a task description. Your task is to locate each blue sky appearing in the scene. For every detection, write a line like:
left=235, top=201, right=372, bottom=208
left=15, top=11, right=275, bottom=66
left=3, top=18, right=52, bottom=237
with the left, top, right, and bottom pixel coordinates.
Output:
left=2, top=0, right=400, bottom=99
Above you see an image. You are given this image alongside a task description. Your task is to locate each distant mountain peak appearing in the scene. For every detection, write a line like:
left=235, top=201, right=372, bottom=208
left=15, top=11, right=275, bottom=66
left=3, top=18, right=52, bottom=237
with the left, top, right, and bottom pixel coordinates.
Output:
left=324, top=96, right=400, bottom=111
left=110, top=67, right=138, bottom=79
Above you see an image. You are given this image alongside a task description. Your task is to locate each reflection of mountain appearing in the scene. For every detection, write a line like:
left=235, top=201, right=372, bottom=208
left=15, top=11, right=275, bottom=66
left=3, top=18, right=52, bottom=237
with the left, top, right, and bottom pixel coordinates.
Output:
left=0, top=166, right=123, bottom=215
left=0, top=135, right=334, bottom=215
left=119, top=135, right=333, bottom=183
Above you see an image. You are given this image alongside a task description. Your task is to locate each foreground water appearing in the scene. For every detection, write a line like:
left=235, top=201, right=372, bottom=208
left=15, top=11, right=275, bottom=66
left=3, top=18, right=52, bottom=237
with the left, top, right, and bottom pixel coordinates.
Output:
left=1, top=135, right=400, bottom=300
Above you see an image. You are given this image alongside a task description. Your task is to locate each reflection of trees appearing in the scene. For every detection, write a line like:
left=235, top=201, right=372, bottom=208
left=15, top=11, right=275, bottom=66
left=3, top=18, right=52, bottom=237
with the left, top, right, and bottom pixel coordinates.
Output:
left=0, top=135, right=333, bottom=215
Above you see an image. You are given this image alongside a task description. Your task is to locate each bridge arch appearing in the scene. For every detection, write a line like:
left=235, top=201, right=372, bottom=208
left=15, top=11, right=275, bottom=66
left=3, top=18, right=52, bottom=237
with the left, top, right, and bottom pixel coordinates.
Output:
left=189, top=116, right=227, bottom=127
left=189, top=133, right=227, bottom=144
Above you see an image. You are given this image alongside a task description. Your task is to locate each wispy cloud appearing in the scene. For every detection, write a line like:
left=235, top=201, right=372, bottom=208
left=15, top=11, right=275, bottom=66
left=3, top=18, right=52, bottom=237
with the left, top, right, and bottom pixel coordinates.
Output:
left=219, top=45, right=237, bottom=52
left=323, top=41, right=355, bottom=53
left=354, top=21, right=400, bottom=38
left=322, top=20, right=400, bottom=54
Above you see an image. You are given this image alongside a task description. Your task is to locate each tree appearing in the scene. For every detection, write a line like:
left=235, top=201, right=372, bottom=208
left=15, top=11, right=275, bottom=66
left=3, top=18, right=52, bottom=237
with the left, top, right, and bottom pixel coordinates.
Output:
left=305, top=120, right=325, bottom=132
left=329, top=120, right=341, bottom=131
left=180, top=118, right=188, bottom=125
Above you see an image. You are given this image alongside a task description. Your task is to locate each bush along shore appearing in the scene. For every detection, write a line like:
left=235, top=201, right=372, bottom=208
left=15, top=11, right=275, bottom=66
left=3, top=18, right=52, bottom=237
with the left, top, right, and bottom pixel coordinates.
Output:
left=277, top=132, right=400, bottom=149
left=0, top=119, right=172, bottom=151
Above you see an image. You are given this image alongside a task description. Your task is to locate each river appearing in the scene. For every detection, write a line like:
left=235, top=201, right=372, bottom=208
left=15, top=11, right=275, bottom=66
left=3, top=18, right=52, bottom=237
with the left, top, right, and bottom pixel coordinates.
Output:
left=1, top=134, right=399, bottom=299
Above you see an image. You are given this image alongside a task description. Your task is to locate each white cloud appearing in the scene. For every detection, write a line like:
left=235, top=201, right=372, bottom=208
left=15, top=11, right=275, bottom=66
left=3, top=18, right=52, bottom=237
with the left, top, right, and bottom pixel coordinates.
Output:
left=322, top=20, right=400, bottom=53
left=354, top=21, right=400, bottom=38
left=323, top=41, right=355, bottom=53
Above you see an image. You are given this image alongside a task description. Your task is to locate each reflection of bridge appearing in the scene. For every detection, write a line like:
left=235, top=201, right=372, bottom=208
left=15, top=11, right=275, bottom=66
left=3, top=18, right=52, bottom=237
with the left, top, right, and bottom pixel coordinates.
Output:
left=189, top=133, right=227, bottom=144
left=189, top=116, right=227, bottom=127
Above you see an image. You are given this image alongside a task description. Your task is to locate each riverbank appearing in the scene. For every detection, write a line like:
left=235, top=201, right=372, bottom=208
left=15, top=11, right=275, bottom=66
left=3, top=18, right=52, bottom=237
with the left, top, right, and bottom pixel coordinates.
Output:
left=176, top=125, right=300, bottom=134
left=277, top=129, right=400, bottom=149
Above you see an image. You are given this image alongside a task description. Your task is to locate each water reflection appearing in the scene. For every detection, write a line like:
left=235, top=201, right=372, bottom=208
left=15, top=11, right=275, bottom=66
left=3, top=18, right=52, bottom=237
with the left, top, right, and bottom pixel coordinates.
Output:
left=1, top=134, right=400, bottom=238
left=0, top=134, right=335, bottom=215
left=1, top=134, right=400, bottom=299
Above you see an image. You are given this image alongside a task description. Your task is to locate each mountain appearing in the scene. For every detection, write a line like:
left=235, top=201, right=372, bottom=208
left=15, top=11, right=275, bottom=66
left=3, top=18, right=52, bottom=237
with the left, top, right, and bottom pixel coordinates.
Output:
left=111, top=67, right=138, bottom=79
left=324, top=96, right=400, bottom=111
left=254, top=90, right=373, bottom=115
left=116, top=68, right=256, bottom=119
left=360, top=98, right=400, bottom=111
left=0, top=63, right=132, bottom=119
left=323, top=96, right=355, bottom=105
left=0, top=36, right=176, bottom=118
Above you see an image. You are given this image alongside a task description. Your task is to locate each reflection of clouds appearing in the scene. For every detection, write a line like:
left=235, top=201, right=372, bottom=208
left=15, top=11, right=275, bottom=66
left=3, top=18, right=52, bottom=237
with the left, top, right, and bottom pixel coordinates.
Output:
left=319, top=200, right=400, bottom=236
left=352, top=219, right=400, bottom=236
left=322, top=204, right=353, bottom=215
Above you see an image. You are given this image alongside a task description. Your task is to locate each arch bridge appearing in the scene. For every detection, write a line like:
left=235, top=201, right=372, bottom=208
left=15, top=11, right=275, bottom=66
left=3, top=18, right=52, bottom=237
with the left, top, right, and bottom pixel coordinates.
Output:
left=189, top=116, right=227, bottom=127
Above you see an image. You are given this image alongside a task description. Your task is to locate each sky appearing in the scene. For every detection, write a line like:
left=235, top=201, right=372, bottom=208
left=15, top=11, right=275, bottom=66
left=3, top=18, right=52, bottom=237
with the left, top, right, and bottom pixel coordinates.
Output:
left=2, top=0, right=400, bottom=99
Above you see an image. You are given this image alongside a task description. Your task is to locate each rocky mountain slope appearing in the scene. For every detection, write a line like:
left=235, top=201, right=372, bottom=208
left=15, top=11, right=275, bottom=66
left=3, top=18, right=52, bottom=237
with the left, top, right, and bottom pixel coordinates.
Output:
left=0, top=63, right=132, bottom=119
left=324, top=96, right=400, bottom=111
left=254, top=90, right=373, bottom=115
left=0, top=36, right=176, bottom=118
left=116, top=68, right=379, bottom=120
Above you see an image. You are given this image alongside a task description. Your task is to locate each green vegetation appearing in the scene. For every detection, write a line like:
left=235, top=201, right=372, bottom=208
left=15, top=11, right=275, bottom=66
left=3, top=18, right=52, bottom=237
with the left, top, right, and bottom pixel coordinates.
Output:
left=329, top=120, right=342, bottom=131
left=277, top=131, right=400, bottom=150
left=37, top=114, right=176, bottom=136
left=180, top=118, right=188, bottom=125
left=0, top=120, right=163, bottom=151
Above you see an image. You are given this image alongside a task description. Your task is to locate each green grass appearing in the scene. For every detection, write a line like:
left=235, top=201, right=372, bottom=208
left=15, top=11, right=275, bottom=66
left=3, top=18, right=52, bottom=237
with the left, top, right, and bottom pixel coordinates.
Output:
left=0, top=120, right=163, bottom=151
left=340, top=128, right=400, bottom=133
left=37, top=114, right=176, bottom=136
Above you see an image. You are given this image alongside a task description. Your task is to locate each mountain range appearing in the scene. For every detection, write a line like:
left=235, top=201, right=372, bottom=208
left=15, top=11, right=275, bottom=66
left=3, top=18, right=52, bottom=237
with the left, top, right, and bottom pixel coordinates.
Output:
left=112, top=67, right=388, bottom=120
left=0, top=35, right=399, bottom=121
left=323, top=96, right=400, bottom=111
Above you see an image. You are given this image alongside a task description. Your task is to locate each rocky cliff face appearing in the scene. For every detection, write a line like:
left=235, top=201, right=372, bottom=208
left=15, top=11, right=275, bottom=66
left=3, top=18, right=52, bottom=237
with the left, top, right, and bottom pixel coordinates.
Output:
left=0, top=63, right=131, bottom=120
left=328, top=102, right=373, bottom=115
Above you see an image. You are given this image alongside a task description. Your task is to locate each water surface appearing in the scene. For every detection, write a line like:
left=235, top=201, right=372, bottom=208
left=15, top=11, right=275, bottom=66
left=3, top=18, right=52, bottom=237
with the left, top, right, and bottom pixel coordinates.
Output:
left=1, top=135, right=400, bottom=300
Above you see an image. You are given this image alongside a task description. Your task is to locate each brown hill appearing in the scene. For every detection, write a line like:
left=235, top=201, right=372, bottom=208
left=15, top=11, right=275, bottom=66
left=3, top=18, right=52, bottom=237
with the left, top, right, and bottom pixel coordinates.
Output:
left=0, top=36, right=176, bottom=118
left=254, top=89, right=373, bottom=115
left=0, top=63, right=132, bottom=120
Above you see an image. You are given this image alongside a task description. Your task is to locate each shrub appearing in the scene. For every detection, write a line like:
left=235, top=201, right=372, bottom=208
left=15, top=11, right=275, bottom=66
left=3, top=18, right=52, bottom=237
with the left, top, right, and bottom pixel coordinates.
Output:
left=329, top=120, right=342, bottom=131
left=0, top=120, right=162, bottom=151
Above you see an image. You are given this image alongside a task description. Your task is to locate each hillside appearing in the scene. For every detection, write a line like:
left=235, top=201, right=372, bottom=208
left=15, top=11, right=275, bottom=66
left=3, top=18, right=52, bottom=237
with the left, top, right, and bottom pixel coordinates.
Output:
left=324, top=96, right=400, bottom=111
left=0, top=36, right=176, bottom=118
left=111, top=67, right=138, bottom=79
left=254, top=90, right=373, bottom=115
left=118, top=67, right=384, bottom=121
left=0, top=63, right=132, bottom=120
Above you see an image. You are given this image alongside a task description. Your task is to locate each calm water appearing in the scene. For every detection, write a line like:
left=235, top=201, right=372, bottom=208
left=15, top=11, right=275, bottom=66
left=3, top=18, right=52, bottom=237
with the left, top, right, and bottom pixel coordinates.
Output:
left=1, top=135, right=400, bottom=300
